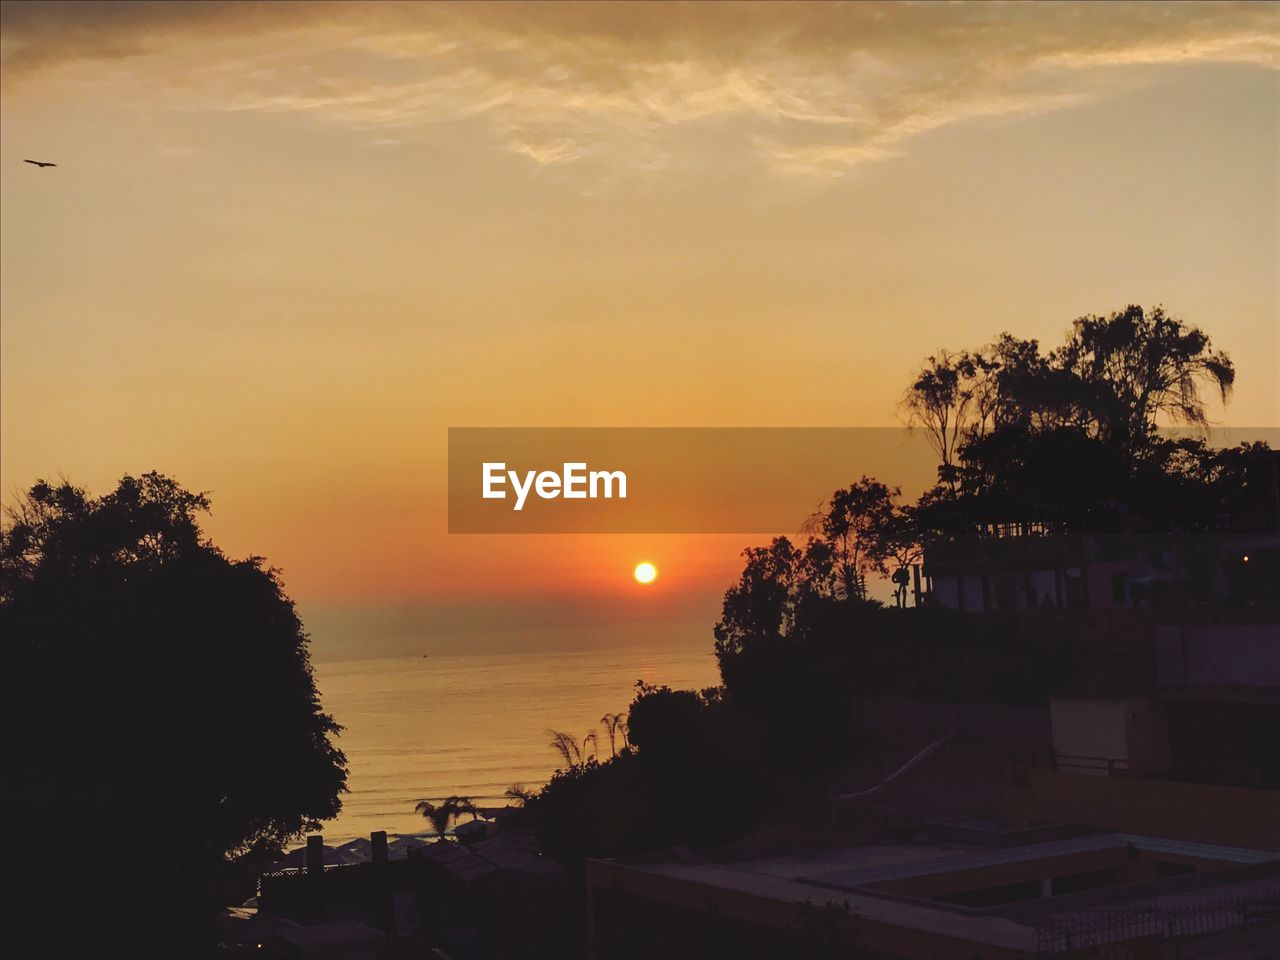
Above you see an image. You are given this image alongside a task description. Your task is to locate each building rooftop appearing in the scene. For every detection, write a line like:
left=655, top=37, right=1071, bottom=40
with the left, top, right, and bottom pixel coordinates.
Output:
left=800, top=834, right=1275, bottom=891
left=590, top=832, right=1280, bottom=957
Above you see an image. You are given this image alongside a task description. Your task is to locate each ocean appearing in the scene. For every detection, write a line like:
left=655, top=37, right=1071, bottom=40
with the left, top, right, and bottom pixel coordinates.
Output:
left=312, top=644, right=721, bottom=843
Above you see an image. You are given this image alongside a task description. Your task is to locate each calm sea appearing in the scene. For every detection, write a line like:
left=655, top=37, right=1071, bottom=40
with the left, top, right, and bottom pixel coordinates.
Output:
left=312, top=644, right=720, bottom=843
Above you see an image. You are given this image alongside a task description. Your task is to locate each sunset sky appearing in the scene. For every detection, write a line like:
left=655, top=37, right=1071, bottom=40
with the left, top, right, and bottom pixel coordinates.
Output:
left=2, top=2, right=1277, bottom=658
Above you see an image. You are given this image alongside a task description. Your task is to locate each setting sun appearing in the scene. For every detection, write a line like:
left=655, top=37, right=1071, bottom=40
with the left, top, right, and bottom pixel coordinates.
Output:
left=633, top=562, right=657, bottom=585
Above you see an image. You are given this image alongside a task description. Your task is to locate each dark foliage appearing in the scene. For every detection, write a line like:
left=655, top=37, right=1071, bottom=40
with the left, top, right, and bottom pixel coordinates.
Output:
left=0, top=473, right=347, bottom=958
left=521, top=683, right=762, bottom=869
left=903, top=306, right=1234, bottom=469
left=914, top=429, right=1272, bottom=538
left=898, top=307, right=1265, bottom=539
left=720, top=587, right=1074, bottom=706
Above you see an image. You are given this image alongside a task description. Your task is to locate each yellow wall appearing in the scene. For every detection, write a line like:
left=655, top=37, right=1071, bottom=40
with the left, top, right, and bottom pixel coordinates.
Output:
left=1050, top=698, right=1170, bottom=769
left=1006, top=768, right=1280, bottom=851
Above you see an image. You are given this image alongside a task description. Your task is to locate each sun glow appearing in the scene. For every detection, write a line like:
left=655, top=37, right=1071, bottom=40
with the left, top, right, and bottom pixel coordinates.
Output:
left=633, top=562, right=657, bottom=584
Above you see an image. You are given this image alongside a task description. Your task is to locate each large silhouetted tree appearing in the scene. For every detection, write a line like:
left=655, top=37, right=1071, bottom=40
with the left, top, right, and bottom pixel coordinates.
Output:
left=902, top=306, right=1241, bottom=534
left=804, top=477, right=899, bottom=601
left=713, top=536, right=835, bottom=670
left=0, top=473, right=347, bottom=958
left=901, top=349, right=978, bottom=475
left=1052, top=305, right=1235, bottom=449
left=904, top=306, right=1235, bottom=475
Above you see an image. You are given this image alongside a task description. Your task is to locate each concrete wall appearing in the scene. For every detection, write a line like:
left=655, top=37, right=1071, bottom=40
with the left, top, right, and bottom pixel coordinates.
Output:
left=1086, top=560, right=1138, bottom=609
left=1006, top=767, right=1280, bottom=851
left=1050, top=698, right=1169, bottom=769
left=851, top=698, right=1053, bottom=752
left=586, top=860, right=1031, bottom=960
left=1156, top=623, right=1280, bottom=687
left=1050, top=699, right=1130, bottom=766
left=1123, top=700, right=1171, bottom=768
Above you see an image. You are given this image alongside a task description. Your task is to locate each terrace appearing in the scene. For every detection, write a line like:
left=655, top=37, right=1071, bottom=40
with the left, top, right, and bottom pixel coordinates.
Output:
left=586, top=833, right=1280, bottom=959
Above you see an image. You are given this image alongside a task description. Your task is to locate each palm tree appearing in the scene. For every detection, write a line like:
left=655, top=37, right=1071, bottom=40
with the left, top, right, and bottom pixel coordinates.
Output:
left=504, top=783, right=534, bottom=807
left=548, top=730, right=582, bottom=769
left=600, top=712, right=629, bottom=758
left=414, top=795, right=478, bottom=840
left=548, top=728, right=601, bottom=770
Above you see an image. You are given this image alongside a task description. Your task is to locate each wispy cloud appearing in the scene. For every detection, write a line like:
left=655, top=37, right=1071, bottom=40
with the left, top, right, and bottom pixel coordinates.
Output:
left=3, top=1, right=1277, bottom=176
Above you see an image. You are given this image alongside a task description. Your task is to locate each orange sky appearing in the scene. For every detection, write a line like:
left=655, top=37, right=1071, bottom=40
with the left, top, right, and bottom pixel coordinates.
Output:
left=2, top=2, right=1277, bottom=653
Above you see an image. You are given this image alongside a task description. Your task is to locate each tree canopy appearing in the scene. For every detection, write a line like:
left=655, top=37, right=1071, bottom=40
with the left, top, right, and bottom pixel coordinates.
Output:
left=902, top=307, right=1234, bottom=473
left=1, top=473, right=347, bottom=956
left=899, top=305, right=1254, bottom=535
left=1052, top=305, right=1234, bottom=448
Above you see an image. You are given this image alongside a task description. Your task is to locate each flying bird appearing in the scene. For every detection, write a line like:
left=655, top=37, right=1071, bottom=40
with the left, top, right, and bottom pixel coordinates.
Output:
left=24, top=159, right=57, bottom=168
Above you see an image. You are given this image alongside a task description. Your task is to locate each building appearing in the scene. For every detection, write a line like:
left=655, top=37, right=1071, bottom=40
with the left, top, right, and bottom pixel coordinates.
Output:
left=228, top=820, right=574, bottom=960
left=586, top=831, right=1279, bottom=959
left=585, top=689, right=1279, bottom=958
left=585, top=453, right=1280, bottom=959
left=921, top=448, right=1280, bottom=616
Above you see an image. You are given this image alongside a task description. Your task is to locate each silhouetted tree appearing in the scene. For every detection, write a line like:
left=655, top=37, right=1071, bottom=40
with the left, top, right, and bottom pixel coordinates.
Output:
left=804, top=478, right=898, bottom=601
left=1052, top=305, right=1234, bottom=450
left=903, top=306, right=1240, bottom=538
left=881, top=505, right=924, bottom=607
left=415, top=796, right=478, bottom=839
left=905, top=307, right=1233, bottom=487
left=954, top=425, right=1131, bottom=530
left=627, top=683, right=703, bottom=766
left=548, top=729, right=598, bottom=770
left=902, top=338, right=1073, bottom=490
left=0, top=473, right=347, bottom=957
left=504, top=783, right=535, bottom=807
left=901, top=349, right=979, bottom=475
left=600, top=712, right=629, bottom=758
left=521, top=681, right=761, bottom=870
left=968, top=333, right=1052, bottom=432
left=713, top=536, right=834, bottom=670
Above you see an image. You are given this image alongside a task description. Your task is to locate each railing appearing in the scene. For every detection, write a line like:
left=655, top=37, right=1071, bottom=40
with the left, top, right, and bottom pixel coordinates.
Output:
left=261, top=860, right=361, bottom=879
left=258, top=856, right=423, bottom=919
left=1215, top=509, right=1280, bottom=535
left=1051, top=753, right=1279, bottom=789
left=1034, top=884, right=1280, bottom=955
